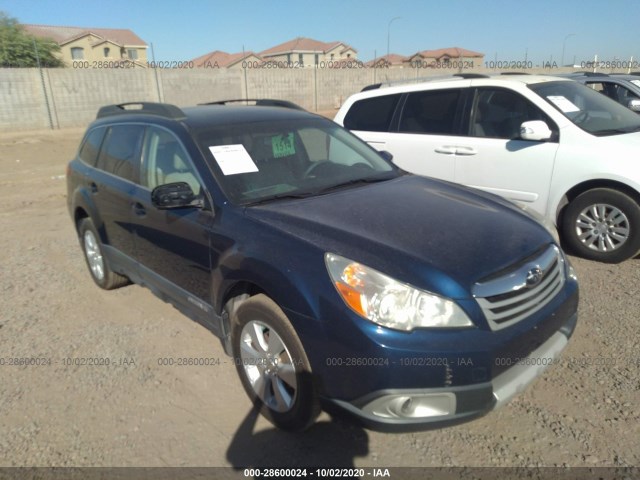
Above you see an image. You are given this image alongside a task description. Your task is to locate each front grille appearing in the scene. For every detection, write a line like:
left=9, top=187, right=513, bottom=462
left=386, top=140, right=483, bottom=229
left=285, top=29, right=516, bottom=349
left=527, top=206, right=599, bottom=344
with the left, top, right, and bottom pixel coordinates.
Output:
left=473, top=245, right=565, bottom=331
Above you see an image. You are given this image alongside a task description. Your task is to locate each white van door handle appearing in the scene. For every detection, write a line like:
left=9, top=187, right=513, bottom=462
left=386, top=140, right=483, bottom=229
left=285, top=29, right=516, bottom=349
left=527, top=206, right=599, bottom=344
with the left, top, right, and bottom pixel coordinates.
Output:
left=434, top=146, right=457, bottom=155
left=455, top=146, right=478, bottom=156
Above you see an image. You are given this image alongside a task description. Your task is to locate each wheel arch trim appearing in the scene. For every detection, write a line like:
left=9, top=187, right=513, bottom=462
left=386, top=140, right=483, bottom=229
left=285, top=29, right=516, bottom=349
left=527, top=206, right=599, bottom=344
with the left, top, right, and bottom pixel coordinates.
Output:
left=554, top=178, right=640, bottom=225
left=71, top=187, right=107, bottom=244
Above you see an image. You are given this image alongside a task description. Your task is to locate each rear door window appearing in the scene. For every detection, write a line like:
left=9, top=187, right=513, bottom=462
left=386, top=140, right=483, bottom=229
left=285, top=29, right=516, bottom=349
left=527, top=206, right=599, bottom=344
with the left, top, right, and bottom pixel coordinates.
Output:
left=398, top=89, right=463, bottom=135
left=78, top=127, right=106, bottom=166
left=343, top=94, right=401, bottom=132
left=96, top=125, right=145, bottom=182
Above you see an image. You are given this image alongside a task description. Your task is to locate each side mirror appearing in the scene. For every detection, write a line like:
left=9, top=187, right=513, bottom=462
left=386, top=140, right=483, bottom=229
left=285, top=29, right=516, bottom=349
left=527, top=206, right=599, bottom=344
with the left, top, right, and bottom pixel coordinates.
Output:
left=379, top=150, right=394, bottom=162
left=627, top=99, right=640, bottom=112
left=151, top=182, right=203, bottom=209
left=520, top=120, right=553, bottom=141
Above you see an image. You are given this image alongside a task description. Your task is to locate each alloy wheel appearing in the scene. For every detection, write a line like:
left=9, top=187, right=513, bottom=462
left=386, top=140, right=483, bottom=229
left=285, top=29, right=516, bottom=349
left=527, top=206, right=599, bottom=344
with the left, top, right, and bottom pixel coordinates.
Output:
left=575, top=203, right=630, bottom=252
left=239, top=320, right=297, bottom=413
left=83, top=230, right=105, bottom=281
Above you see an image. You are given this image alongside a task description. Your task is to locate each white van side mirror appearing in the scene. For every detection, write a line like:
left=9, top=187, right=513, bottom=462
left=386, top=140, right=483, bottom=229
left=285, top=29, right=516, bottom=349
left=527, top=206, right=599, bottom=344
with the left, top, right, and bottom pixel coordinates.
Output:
left=520, top=121, right=553, bottom=141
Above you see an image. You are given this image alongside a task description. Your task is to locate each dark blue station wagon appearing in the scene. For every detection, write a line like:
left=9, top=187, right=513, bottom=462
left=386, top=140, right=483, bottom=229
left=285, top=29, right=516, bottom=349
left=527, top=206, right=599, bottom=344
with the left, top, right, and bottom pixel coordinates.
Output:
left=67, top=101, right=579, bottom=431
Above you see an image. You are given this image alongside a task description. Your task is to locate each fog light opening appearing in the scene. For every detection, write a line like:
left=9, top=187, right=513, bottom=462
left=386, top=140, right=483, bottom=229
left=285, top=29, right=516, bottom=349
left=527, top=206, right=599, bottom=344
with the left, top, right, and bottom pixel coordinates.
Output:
left=401, top=397, right=413, bottom=415
left=363, top=392, right=456, bottom=420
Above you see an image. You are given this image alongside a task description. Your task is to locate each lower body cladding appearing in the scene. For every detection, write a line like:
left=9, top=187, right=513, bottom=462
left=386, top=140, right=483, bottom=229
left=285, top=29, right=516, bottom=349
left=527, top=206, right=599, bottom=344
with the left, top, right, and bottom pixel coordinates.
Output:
left=293, top=281, right=579, bottom=432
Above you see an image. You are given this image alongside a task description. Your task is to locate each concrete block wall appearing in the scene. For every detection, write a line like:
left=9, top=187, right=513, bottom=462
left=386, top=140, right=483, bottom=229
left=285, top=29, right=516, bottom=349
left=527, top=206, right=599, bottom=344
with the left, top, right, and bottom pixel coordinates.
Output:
left=245, top=69, right=315, bottom=110
left=314, top=68, right=422, bottom=110
left=243, top=67, right=427, bottom=111
left=159, top=69, right=243, bottom=107
left=0, top=69, right=52, bottom=131
left=315, top=69, right=371, bottom=110
left=0, top=66, right=618, bottom=131
left=46, top=69, right=157, bottom=128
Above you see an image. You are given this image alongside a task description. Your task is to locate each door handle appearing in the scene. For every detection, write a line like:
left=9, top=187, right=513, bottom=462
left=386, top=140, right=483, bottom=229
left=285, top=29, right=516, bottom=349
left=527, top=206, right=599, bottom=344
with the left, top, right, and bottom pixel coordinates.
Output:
left=132, top=202, right=146, bottom=217
left=434, top=146, right=457, bottom=155
left=455, top=146, right=478, bottom=156
left=89, top=182, right=98, bottom=193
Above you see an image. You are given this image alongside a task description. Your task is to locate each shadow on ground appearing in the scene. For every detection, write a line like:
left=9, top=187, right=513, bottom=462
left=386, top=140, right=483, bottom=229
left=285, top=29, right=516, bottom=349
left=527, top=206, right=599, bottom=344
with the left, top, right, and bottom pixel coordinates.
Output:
left=226, top=404, right=369, bottom=470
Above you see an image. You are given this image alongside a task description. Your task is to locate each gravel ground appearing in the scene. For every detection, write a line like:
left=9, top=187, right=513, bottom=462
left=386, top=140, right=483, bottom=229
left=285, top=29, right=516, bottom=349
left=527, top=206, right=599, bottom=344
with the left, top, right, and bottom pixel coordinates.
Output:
left=0, top=128, right=638, bottom=474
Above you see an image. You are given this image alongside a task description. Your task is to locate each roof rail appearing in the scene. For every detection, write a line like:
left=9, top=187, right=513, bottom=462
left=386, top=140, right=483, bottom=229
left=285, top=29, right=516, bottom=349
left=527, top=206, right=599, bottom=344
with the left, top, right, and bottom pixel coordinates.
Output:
left=361, top=83, right=382, bottom=92
left=578, top=72, right=609, bottom=77
left=611, top=72, right=640, bottom=76
left=359, top=73, right=488, bottom=92
left=199, top=99, right=305, bottom=110
left=499, top=72, right=530, bottom=75
left=96, top=102, right=185, bottom=119
left=453, top=73, right=489, bottom=79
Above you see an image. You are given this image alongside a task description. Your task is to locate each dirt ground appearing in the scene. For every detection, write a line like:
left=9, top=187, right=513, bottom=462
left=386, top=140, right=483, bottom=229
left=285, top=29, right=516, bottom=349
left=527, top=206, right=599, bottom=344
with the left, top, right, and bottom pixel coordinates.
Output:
left=0, top=127, right=638, bottom=473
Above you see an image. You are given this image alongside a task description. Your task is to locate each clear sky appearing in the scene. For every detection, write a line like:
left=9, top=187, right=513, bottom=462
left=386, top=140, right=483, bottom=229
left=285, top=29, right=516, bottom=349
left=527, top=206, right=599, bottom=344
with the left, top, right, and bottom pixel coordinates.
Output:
left=1, top=0, right=639, bottom=65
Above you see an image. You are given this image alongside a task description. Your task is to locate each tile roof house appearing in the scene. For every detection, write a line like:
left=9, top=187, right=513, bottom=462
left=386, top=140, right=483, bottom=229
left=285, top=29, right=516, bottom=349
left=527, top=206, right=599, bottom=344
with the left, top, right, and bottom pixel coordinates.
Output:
left=23, top=24, right=148, bottom=67
left=407, top=47, right=484, bottom=68
left=259, top=37, right=357, bottom=67
left=364, top=48, right=484, bottom=69
left=191, top=50, right=264, bottom=69
left=365, top=53, right=408, bottom=68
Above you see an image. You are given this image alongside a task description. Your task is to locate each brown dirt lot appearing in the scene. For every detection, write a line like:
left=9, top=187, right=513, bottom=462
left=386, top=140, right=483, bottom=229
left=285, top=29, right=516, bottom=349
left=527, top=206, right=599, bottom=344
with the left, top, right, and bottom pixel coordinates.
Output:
left=0, top=128, right=638, bottom=472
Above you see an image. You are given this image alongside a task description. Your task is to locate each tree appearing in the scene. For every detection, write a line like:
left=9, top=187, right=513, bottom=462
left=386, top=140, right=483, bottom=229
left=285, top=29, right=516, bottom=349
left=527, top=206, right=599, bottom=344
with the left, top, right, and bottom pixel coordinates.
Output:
left=0, top=12, right=64, bottom=67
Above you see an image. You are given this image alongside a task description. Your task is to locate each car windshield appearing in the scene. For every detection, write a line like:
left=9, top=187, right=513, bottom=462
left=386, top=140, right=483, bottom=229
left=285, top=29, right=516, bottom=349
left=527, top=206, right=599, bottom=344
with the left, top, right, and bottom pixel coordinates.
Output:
left=195, top=117, right=398, bottom=204
left=529, top=80, right=640, bottom=136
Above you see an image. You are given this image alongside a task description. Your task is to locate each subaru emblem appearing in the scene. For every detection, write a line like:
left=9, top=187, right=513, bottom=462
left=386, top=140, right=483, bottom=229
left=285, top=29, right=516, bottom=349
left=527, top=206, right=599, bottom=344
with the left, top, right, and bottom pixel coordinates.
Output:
left=526, top=267, right=544, bottom=287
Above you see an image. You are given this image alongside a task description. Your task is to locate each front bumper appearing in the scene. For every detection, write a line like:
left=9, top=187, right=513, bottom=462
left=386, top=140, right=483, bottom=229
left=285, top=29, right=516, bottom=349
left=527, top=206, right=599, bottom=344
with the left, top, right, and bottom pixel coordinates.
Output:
left=323, top=311, right=577, bottom=432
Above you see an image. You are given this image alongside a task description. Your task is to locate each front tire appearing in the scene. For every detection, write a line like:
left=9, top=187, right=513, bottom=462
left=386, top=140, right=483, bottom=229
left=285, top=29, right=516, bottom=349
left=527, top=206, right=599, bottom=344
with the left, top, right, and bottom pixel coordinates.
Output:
left=78, top=218, right=129, bottom=290
left=561, top=188, right=640, bottom=263
left=231, top=294, right=320, bottom=431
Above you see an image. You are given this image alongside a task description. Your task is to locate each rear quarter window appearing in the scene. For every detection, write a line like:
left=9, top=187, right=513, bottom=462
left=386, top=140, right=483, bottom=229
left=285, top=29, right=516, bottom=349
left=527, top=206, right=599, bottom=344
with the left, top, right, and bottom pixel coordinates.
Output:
left=78, top=127, right=106, bottom=166
left=343, top=94, right=401, bottom=132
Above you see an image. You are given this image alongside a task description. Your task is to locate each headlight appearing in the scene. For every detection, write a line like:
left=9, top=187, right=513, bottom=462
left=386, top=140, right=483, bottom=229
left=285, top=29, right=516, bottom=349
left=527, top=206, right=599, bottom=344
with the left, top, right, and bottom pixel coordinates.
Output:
left=325, top=253, right=473, bottom=331
left=516, top=203, right=560, bottom=244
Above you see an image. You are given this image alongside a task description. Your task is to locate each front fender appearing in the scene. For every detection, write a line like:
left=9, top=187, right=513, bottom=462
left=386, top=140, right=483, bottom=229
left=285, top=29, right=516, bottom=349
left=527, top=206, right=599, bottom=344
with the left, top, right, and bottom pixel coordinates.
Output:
left=213, top=246, right=329, bottom=323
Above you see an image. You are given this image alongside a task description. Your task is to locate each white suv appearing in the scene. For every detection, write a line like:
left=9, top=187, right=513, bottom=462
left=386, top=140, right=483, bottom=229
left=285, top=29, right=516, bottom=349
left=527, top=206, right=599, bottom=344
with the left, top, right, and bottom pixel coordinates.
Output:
left=335, top=74, right=640, bottom=263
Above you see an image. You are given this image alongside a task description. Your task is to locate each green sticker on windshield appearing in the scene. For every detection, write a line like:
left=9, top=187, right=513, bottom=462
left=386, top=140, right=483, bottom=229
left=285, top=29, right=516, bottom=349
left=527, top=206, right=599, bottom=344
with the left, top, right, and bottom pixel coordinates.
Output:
left=271, top=133, right=295, bottom=158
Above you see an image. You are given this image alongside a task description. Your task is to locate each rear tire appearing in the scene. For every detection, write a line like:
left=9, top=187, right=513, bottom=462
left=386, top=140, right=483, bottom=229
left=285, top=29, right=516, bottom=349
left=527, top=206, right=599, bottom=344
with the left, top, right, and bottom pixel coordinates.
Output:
left=78, top=218, right=129, bottom=290
left=561, top=188, right=640, bottom=263
left=231, top=294, right=320, bottom=431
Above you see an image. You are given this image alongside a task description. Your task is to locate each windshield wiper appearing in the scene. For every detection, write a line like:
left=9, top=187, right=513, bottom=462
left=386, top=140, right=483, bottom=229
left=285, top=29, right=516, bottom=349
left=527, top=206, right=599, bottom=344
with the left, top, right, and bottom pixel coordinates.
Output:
left=245, top=174, right=397, bottom=206
left=244, top=191, right=319, bottom=206
left=313, top=174, right=397, bottom=195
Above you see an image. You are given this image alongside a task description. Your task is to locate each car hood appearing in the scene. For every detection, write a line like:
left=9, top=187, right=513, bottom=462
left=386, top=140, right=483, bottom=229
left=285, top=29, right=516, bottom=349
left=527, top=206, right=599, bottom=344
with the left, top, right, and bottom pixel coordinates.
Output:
left=245, top=175, right=553, bottom=299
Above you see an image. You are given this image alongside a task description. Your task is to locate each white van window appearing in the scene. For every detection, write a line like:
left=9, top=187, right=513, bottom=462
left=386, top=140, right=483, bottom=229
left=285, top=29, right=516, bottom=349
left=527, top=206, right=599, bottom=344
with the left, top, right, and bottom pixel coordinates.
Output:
left=398, top=89, right=461, bottom=135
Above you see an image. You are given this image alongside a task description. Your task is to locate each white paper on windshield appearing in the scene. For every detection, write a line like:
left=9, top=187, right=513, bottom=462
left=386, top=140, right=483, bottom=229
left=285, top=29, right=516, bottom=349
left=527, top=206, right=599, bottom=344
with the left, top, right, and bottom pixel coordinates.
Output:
left=209, top=144, right=258, bottom=175
left=546, top=95, right=580, bottom=113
